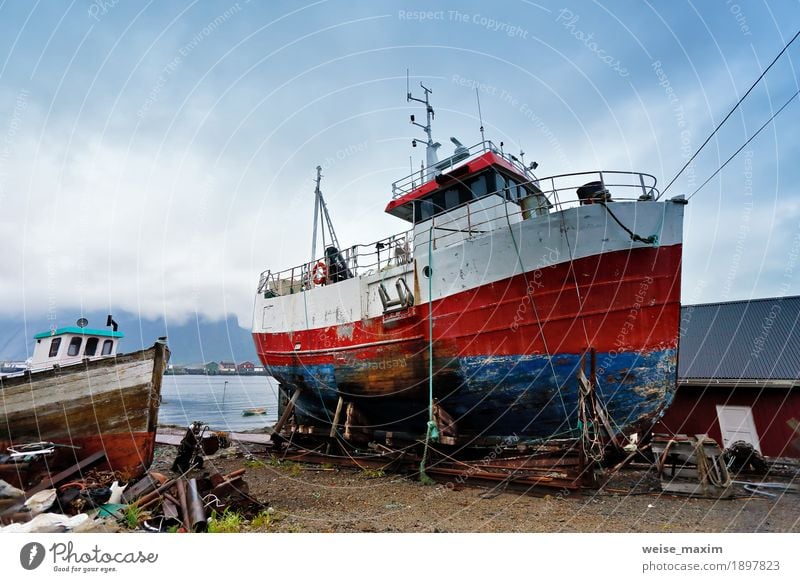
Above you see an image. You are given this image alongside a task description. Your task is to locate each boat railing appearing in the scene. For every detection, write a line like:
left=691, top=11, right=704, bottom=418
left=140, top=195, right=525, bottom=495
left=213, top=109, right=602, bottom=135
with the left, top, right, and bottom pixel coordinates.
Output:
left=416, top=169, right=660, bottom=250
left=391, top=140, right=537, bottom=199
left=256, top=169, right=659, bottom=295
left=257, top=230, right=414, bottom=296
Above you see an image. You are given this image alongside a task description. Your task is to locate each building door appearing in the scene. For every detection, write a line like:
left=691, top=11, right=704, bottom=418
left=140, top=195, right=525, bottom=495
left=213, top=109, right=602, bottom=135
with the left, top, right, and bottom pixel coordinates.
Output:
left=716, top=405, right=761, bottom=453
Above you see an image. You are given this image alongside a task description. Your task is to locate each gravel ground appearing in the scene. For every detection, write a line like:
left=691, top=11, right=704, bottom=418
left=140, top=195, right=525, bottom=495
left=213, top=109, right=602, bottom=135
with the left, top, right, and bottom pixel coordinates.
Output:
left=149, top=444, right=800, bottom=533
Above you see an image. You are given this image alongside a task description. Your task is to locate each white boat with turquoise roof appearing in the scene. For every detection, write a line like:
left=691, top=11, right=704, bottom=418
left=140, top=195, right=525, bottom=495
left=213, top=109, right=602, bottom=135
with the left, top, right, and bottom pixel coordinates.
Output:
left=0, top=316, right=169, bottom=483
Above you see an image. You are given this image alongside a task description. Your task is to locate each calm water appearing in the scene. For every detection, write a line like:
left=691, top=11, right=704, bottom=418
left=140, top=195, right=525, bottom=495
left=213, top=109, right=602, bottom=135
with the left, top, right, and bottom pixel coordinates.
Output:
left=159, top=375, right=280, bottom=432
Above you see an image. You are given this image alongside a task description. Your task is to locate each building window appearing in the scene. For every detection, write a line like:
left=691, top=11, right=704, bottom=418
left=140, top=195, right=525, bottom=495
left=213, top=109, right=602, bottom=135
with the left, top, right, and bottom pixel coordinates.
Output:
left=84, top=337, right=99, bottom=356
left=67, top=337, right=83, bottom=356
left=101, top=339, right=114, bottom=355
left=48, top=337, right=62, bottom=357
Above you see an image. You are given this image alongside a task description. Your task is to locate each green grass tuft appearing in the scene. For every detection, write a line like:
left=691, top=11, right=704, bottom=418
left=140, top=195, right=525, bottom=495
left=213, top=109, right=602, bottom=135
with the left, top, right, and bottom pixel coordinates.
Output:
left=362, top=468, right=386, bottom=479
left=250, top=509, right=282, bottom=530
left=123, top=505, right=142, bottom=529
left=208, top=509, right=245, bottom=533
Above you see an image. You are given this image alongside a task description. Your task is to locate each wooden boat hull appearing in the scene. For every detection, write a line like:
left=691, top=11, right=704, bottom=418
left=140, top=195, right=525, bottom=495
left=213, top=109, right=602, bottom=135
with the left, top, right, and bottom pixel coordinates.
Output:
left=0, top=342, right=169, bottom=479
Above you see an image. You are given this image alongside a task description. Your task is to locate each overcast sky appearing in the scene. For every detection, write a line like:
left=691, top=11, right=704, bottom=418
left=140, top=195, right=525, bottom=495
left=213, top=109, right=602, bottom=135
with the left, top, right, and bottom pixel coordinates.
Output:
left=0, top=0, right=798, bottom=329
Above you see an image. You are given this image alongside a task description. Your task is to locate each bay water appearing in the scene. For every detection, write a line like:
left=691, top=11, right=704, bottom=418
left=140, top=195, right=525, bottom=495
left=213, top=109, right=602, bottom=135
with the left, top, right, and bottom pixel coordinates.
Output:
left=159, top=375, right=280, bottom=432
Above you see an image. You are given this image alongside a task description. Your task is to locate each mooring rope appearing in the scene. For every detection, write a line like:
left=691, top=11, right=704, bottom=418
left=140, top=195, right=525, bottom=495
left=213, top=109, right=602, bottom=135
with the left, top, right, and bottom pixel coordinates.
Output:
left=600, top=202, right=658, bottom=245
left=418, top=228, right=439, bottom=485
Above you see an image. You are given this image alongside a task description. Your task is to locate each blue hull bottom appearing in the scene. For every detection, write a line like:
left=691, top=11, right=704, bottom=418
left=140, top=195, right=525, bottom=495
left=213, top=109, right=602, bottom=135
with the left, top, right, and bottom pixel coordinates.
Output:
left=269, top=349, right=677, bottom=441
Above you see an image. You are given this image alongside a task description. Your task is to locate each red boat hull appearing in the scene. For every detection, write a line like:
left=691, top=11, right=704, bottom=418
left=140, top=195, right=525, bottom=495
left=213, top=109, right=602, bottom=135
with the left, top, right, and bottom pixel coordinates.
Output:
left=254, top=244, right=681, bottom=439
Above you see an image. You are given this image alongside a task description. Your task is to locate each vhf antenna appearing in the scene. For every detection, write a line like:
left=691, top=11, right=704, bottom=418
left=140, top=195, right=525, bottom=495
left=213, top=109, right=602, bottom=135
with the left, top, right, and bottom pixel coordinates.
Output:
left=475, top=87, right=486, bottom=144
left=407, top=69, right=439, bottom=174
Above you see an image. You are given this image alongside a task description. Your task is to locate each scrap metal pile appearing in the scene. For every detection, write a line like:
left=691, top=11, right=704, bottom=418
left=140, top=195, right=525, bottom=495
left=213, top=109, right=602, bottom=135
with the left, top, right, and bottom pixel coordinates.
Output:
left=119, top=466, right=259, bottom=532
left=0, top=424, right=261, bottom=533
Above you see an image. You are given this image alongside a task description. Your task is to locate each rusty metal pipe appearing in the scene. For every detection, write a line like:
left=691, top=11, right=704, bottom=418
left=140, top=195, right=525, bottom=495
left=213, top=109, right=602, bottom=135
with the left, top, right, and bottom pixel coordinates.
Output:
left=132, top=477, right=179, bottom=508
left=162, top=499, right=179, bottom=520
left=175, top=479, right=191, bottom=531
left=186, top=478, right=207, bottom=532
left=221, top=468, right=246, bottom=481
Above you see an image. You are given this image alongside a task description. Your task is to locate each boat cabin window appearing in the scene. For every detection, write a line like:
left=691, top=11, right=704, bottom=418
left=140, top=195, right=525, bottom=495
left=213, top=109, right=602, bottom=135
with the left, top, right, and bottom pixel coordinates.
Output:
left=48, top=337, right=62, bottom=357
left=67, top=337, right=82, bottom=356
left=412, top=172, right=494, bottom=224
left=470, top=173, right=489, bottom=198
left=84, top=337, right=99, bottom=356
left=498, top=174, right=526, bottom=202
left=101, top=339, right=114, bottom=355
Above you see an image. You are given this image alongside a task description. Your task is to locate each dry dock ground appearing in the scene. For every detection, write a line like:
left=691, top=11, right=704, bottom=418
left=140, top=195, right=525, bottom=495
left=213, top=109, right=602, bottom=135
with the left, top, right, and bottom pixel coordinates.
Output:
left=151, top=445, right=800, bottom=533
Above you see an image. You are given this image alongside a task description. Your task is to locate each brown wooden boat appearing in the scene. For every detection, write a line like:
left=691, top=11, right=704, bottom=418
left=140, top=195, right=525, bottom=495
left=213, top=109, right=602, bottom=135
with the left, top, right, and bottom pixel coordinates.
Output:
left=0, top=338, right=169, bottom=481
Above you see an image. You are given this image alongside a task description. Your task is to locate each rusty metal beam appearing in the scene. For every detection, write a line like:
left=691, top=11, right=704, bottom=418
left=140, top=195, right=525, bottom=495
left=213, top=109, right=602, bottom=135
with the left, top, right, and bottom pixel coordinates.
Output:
left=175, top=479, right=190, bottom=531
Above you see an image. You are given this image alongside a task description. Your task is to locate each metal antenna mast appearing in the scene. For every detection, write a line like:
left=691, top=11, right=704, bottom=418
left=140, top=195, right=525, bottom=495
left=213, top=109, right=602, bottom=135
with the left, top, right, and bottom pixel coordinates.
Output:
left=310, top=165, right=341, bottom=265
left=475, top=87, right=485, bottom=144
left=407, top=70, right=439, bottom=174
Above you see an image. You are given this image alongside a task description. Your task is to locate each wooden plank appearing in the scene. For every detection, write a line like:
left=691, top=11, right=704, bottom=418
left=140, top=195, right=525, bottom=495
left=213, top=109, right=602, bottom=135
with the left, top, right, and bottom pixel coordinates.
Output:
left=156, top=429, right=271, bottom=446
left=146, top=342, right=168, bottom=440
left=329, top=396, right=344, bottom=439
left=660, top=480, right=734, bottom=498
left=155, top=433, right=184, bottom=446
left=272, top=387, right=302, bottom=435
left=27, top=450, right=106, bottom=495
left=660, top=481, right=703, bottom=495
left=121, top=473, right=160, bottom=504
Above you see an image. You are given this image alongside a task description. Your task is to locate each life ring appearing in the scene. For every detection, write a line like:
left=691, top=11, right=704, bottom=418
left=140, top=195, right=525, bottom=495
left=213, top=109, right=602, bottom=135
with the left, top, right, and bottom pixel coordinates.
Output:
left=312, top=261, right=328, bottom=285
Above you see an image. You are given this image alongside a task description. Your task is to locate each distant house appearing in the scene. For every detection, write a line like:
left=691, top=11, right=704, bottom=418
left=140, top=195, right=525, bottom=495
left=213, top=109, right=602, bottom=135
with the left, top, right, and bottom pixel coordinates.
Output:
left=218, top=361, right=237, bottom=374
left=659, top=296, right=800, bottom=458
left=253, top=366, right=265, bottom=375
left=238, top=361, right=255, bottom=374
left=204, top=362, right=220, bottom=375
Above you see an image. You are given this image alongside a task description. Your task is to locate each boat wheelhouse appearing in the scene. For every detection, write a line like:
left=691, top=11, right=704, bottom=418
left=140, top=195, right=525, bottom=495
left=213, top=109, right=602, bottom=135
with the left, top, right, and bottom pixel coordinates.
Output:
left=29, top=321, right=123, bottom=372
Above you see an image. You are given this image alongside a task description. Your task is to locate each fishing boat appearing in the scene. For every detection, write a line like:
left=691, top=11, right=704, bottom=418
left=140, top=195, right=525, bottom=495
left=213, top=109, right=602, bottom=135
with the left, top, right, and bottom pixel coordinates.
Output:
left=252, top=84, right=685, bottom=447
left=0, top=317, right=169, bottom=480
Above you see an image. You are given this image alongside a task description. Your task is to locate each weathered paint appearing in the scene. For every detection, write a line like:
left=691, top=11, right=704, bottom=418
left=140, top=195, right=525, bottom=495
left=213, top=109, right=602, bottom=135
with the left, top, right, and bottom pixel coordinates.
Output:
left=253, top=197, right=684, bottom=441
left=268, top=348, right=676, bottom=439
left=0, top=343, right=169, bottom=477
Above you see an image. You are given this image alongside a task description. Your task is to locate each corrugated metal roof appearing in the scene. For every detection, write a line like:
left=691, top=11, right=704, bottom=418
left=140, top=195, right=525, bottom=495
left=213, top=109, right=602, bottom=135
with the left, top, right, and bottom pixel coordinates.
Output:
left=679, top=295, right=800, bottom=381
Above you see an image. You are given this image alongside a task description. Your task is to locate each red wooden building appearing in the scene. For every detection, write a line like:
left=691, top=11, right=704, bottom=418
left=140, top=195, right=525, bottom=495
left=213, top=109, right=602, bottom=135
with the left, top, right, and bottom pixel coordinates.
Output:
left=658, top=295, right=800, bottom=458
left=237, top=361, right=255, bottom=374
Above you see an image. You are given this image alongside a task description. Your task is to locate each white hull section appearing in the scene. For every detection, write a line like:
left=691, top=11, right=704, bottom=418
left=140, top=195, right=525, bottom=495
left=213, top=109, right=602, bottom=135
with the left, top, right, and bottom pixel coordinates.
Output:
left=254, top=200, right=684, bottom=335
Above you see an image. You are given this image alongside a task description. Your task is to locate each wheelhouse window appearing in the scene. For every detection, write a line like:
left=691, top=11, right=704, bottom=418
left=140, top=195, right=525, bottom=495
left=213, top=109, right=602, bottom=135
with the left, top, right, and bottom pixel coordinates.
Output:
left=413, top=171, right=495, bottom=224
left=468, top=173, right=489, bottom=198
left=498, top=174, right=525, bottom=201
left=84, top=337, right=99, bottom=356
left=48, top=337, right=62, bottom=357
left=101, top=339, right=114, bottom=355
left=67, top=337, right=82, bottom=356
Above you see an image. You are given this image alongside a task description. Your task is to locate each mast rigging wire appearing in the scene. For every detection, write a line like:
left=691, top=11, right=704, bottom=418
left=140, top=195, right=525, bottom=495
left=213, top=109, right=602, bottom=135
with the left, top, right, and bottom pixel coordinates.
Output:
left=660, top=29, right=800, bottom=198
left=687, top=89, right=799, bottom=200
